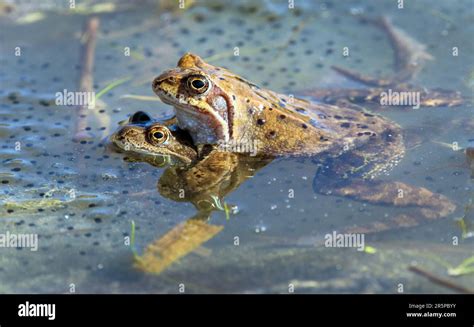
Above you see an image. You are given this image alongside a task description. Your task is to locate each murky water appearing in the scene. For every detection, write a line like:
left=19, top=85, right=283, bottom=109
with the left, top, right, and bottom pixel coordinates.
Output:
left=0, top=0, right=473, bottom=293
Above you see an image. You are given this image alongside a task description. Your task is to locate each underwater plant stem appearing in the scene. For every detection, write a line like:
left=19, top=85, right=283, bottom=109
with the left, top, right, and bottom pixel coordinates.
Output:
left=130, top=220, right=137, bottom=257
left=74, top=16, right=99, bottom=140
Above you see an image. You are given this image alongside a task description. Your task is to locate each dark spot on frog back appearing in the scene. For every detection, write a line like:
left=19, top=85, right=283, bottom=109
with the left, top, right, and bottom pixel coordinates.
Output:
left=357, top=131, right=376, bottom=137
left=340, top=122, right=351, bottom=128
left=267, top=130, right=277, bottom=139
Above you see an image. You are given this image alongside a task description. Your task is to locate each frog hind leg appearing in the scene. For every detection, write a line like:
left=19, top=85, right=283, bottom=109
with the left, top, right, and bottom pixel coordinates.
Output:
left=330, top=66, right=395, bottom=88
left=308, top=85, right=466, bottom=109
left=319, top=16, right=466, bottom=108
left=332, top=16, right=433, bottom=87
left=313, top=175, right=456, bottom=235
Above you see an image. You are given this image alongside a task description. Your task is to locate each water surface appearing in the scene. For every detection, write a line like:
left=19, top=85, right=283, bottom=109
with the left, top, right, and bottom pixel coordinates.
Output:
left=0, top=0, right=473, bottom=293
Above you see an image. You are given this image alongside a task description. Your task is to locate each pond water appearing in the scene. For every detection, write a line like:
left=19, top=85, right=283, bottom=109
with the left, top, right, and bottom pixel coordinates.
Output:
left=0, top=0, right=473, bottom=293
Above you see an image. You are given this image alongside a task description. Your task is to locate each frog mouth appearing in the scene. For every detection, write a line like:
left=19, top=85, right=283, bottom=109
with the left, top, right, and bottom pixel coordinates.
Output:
left=110, top=125, right=153, bottom=152
left=109, top=129, right=141, bottom=153
left=156, top=89, right=180, bottom=106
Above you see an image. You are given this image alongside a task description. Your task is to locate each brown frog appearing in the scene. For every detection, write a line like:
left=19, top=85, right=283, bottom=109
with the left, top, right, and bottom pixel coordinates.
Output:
left=152, top=52, right=400, bottom=160
left=151, top=16, right=465, bottom=160
left=152, top=51, right=410, bottom=184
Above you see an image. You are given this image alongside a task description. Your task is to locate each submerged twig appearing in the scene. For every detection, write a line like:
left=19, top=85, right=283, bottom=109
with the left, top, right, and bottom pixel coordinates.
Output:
left=408, top=265, right=473, bottom=294
left=74, top=17, right=99, bottom=141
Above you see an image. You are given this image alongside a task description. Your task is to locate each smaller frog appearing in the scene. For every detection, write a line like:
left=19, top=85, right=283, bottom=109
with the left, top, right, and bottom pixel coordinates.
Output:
left=110, top=111, right=197, bottom=165
left=110, top=111, right=272, bottom=214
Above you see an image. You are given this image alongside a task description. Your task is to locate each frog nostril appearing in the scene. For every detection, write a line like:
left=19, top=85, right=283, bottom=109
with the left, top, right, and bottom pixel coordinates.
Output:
left=152, top=76, right=177, bottom=91
left=152, top=78, right=160, bottom=90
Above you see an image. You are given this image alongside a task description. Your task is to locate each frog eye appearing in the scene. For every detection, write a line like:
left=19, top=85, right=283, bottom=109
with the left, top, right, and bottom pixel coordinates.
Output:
left=186, top=75, right=210, bottom=94
left=148, top=126, right=170, bottom=144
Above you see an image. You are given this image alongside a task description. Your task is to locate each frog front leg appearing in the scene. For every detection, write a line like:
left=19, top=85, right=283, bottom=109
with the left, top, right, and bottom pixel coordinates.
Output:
left=313, top=177, right=456, bottom=235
